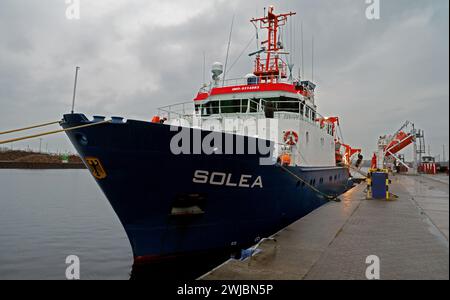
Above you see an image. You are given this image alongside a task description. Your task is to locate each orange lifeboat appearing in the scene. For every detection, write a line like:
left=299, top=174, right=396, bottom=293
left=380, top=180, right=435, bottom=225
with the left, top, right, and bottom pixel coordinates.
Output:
left=384, top=131, right=414, bottom=157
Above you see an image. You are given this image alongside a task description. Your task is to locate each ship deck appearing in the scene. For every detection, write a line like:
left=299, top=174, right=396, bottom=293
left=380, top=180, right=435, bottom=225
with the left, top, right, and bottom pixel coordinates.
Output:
left=200, top=174, right=449, bottom=280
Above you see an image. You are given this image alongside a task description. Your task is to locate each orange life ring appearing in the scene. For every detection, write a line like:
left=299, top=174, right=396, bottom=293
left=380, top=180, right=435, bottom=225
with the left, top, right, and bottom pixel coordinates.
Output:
left=283, top=131, right=299, bottom=146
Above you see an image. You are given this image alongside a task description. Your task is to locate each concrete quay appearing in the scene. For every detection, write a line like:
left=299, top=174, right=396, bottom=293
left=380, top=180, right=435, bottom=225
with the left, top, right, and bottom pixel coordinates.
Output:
left=201, top=174, right=449, bottom=280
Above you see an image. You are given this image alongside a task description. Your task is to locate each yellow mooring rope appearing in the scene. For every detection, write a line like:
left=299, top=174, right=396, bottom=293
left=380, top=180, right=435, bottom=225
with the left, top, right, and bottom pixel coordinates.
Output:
left=0, top=120, right=111, bottom=145
left=0, top=121, right=61, bottom=135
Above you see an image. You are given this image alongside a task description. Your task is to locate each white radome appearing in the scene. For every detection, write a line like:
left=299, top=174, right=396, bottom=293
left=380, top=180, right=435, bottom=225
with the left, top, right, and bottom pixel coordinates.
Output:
left=212, top=62, right=224, bottom=78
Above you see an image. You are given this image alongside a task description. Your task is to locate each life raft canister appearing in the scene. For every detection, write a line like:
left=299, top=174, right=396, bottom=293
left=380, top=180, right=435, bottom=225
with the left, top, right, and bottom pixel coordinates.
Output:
left=283, top=131, right=299, bottom=146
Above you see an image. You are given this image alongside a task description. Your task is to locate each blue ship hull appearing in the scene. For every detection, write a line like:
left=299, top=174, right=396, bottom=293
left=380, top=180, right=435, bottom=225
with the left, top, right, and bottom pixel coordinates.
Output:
left=62, top=114, right=352, bottom=264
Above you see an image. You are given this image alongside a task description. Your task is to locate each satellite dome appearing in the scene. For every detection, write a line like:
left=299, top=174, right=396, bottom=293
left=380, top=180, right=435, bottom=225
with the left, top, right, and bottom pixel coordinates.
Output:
left=212, top=62, right=223, bottom=78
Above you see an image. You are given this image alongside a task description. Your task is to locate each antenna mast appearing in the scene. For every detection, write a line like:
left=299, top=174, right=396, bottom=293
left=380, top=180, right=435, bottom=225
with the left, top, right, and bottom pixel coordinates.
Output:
left=202, top=51, right=206, bottom=84
left=71, top=66, right=80, bottom=114
left=250, top=6, right=296, bottom=83
left=301, top=21, right=304, bottom=79
left=222, top=15, right=235, bottom=87
left=312, top=36, right=314, bottom=82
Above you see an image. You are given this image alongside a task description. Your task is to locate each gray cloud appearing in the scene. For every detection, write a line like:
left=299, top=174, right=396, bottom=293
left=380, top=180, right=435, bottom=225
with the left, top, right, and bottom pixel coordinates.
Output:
left=0, top=0, right=448, bottom=159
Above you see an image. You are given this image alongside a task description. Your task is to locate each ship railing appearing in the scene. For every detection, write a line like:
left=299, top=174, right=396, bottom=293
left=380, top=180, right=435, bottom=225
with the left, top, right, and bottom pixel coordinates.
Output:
left=218, top=75, right=295, bottom=87
left=157, top=102, right=195, bottom=120
left=253, top=58, right=288, bottom=79
left=158, top=99, right=332, bottom=135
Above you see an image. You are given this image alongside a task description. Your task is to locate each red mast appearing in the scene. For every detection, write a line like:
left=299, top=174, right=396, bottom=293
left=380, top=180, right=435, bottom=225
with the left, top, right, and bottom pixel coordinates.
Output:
left=251, top=6, right=296, bottom=83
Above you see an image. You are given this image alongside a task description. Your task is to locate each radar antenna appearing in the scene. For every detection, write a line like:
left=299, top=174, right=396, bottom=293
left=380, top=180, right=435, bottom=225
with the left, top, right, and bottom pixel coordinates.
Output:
left=250, top=6, right=296, bottom=83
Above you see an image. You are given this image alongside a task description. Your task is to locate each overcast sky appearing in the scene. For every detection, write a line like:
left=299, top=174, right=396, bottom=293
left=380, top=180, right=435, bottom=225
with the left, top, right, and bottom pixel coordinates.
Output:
left=0, top=0, right=448, bottom=160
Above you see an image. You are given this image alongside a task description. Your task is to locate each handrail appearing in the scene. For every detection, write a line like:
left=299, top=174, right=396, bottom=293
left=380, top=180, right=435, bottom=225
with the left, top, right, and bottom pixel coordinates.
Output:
left=157, top=98, right=334, bottom=138
left=158, top=99, right=325, bottom=122
left=211, top=75, right=298, bottom=87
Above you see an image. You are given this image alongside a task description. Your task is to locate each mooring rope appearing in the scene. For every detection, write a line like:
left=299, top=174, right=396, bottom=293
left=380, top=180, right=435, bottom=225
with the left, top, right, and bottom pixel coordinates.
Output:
left=278, top=164, right=341, bottom=202
left=348, top=164, right=368, bottom=179
left=0, top=121, right=61, bottom=136
left=0, top=120, right=111, bottom=145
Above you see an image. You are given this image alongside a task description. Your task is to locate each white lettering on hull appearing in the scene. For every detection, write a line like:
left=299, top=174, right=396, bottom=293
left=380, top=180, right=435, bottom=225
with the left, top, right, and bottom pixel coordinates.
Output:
left=193, top=170, right=263, bottom=189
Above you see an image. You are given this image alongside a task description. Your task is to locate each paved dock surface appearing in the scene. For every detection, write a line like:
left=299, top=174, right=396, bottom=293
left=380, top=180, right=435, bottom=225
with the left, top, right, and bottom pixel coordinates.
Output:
left=201, top=175, right=449, bottom=280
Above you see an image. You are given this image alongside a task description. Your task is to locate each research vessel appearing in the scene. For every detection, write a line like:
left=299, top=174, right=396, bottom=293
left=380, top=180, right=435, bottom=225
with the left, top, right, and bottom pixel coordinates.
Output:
left=62, top=6, right=355, bottom=265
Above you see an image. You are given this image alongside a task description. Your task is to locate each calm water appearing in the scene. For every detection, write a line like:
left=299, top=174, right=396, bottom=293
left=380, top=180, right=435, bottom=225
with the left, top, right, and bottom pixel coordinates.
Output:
left=0, top=169, right=133, bottom=280
left=0, top=169, right=228, bottom=280
left=0, top=168, right=364, bottom=280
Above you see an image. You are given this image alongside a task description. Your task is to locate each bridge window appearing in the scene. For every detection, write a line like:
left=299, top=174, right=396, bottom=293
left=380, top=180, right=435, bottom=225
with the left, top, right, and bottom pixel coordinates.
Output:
left=199, top=99, right=254, bottom=115
left=220, top=100, right=241, bottom=114
left=262, top=97, right=300, bottom=114
left=198, top=97, right=307, bottom=116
